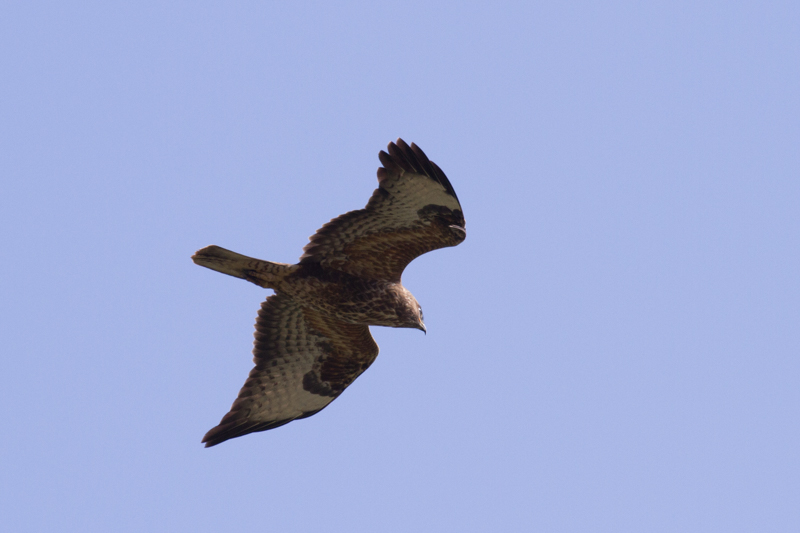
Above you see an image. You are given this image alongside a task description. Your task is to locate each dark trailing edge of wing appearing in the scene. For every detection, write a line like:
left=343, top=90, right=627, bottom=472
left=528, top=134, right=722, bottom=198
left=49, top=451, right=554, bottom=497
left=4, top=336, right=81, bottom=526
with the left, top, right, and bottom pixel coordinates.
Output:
left=202, top=418, right=293, bottom=448
left=378, top=139, right=460, bottom=204
left=202, top=406, right=327, bottom=447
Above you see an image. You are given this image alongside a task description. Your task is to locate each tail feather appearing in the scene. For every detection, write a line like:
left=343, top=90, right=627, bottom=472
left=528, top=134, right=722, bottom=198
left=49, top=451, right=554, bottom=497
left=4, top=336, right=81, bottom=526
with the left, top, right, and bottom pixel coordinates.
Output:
left=192, top=245, right=293, bottom=288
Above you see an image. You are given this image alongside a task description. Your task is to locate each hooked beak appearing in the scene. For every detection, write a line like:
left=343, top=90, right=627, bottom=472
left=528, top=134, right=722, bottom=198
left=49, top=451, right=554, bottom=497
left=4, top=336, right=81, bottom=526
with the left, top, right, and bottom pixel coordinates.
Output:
left=418, top=322, right=427, bottom=335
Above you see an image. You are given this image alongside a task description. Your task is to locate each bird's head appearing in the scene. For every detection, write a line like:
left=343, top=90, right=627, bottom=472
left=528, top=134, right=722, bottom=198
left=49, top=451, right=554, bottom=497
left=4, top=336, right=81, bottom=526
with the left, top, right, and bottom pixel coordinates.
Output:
left=397, top=288, right=426, bottom=334
left=413, top=302, right=426, bottom=334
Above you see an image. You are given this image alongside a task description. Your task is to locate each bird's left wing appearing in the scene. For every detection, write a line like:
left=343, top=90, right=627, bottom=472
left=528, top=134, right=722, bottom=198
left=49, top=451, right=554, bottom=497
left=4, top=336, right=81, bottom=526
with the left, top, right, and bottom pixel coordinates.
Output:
left=202, top=293, right=379, bottom=447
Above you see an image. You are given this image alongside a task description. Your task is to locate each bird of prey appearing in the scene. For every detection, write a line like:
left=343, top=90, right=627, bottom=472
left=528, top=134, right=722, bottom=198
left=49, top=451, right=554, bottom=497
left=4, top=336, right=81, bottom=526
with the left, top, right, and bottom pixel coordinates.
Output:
left=192, top=139, right=466, bottom=447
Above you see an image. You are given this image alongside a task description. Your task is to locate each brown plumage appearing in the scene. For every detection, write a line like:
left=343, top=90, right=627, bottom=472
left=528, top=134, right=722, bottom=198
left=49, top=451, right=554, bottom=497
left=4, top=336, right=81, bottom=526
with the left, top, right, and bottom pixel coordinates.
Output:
left=192, top=139, right=466, bottom=447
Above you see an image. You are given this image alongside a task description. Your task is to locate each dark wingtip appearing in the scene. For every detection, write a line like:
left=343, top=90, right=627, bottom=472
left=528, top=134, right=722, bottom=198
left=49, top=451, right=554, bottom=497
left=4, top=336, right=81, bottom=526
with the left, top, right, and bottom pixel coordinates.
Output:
left=201, top=425, right=228, bottom=447
left=201, top=417, right=298, bottom=448
left=377, top=139, right=460, bottom=204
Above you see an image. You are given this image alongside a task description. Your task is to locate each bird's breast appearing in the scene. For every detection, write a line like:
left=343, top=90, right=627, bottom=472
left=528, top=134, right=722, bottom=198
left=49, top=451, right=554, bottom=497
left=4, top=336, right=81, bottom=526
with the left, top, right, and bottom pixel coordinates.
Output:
left=281, top=267, right=405, bottom=327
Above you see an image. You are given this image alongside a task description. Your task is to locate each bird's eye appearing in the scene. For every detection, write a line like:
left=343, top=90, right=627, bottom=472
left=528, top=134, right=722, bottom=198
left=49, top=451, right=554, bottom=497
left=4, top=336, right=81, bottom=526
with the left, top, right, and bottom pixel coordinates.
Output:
left=418, top=306, right=424, bottom=321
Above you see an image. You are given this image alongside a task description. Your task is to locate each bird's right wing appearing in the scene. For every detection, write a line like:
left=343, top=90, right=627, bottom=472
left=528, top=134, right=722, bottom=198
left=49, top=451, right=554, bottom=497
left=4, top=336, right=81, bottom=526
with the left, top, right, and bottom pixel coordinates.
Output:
left=202, top=293, right=379, bottom=447
left=299, top=139, right=466, bottom=282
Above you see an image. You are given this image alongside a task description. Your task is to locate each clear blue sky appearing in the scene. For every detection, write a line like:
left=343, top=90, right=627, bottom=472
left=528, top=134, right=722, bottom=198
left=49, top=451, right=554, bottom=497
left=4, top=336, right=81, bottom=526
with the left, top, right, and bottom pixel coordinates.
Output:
left=2, top=2, right=799, bottom=531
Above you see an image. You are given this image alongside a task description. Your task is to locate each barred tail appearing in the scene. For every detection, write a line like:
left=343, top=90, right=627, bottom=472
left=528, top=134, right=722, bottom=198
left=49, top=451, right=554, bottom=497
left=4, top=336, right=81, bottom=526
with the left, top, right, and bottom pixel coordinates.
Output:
left=192, top=245, right=294, bottom=289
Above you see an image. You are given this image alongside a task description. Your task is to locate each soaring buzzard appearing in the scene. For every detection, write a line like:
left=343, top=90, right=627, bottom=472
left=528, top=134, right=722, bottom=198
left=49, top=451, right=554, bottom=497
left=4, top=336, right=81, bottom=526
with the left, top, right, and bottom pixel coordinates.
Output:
left=192, top=139, right=466, bottom=447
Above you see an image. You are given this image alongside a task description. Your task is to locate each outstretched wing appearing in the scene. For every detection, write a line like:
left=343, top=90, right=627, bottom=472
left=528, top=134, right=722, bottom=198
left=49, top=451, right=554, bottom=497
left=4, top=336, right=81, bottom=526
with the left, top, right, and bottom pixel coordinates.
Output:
left=299, top=139, right=466, bottom=281
left=202, top=293, right=379, bottom=447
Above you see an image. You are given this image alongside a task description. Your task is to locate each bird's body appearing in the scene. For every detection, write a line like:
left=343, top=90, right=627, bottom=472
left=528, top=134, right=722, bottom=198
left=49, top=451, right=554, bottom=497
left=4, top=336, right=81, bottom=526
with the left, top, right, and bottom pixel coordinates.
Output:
left=193, top=139, right=465, bottom=447
left=195, top=248, right=421, bottom=328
